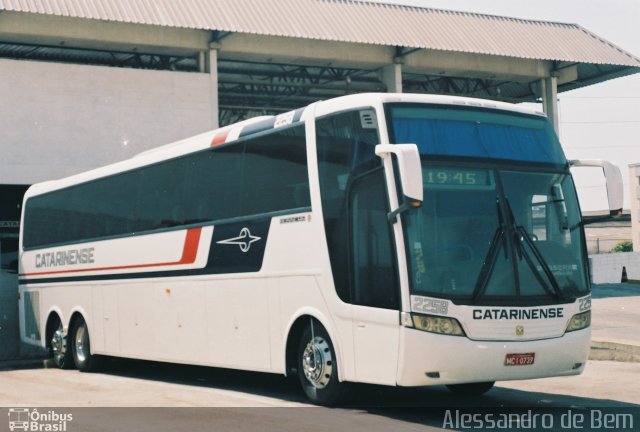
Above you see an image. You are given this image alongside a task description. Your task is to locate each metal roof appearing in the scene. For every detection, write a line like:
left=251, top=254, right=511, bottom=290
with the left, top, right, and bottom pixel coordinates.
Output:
left=1, top=0, right=639, bottom=66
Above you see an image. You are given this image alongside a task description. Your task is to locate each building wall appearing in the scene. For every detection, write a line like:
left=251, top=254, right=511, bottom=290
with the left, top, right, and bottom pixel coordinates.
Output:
left=0, top=58, right=215, bottom=359
left=590, top=252, right=640, bottom=284
left=630, top=164, right=640, bottom=252
left=0, top=58, right=215, bottom=185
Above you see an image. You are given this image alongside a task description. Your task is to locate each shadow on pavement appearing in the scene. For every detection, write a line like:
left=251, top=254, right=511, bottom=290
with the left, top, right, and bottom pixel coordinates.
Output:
left=592, top=283, right=640, bottom=298
left=16, top=357, right=629, bottom=431
left=99, top=356, right=640, bottom=406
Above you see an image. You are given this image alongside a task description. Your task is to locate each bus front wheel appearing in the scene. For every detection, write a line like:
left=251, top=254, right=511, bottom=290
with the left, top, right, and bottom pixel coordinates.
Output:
left=297, top=323, right=344, bottom=405
left=71, top=317, right=104, bottom=372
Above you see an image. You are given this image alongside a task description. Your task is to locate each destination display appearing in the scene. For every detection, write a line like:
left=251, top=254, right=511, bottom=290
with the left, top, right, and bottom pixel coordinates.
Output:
left=423, top=167, right=494, bottom=189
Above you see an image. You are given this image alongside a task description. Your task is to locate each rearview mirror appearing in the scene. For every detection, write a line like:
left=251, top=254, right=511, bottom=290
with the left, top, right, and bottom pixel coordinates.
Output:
left=569, top=159, right=623, bottom=216
left=375, top=144, right=423, bottom=203
left=375, top=144, right=423, bottom=222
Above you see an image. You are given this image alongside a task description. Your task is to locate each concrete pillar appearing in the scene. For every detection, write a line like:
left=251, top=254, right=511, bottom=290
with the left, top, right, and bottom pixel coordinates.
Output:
left=381, top=63, right=403, bottom=93
left=630, top=164, right=640, bottom=252
left=541, top=76, right=559, bottom=135
left=207, top=44, right=220, bottom=129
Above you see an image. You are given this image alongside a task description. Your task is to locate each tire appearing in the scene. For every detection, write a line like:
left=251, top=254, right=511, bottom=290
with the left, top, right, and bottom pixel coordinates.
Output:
left=50, top=320, right=73, bottom=369
left=71, top=317, right=104, bottom=372
left=297, top=323, right=345, bottom=405
left=446, top=381, right=495, bottom=395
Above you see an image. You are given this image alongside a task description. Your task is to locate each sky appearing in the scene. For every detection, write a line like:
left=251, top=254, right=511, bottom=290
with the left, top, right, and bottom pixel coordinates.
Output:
left=378, top=0, right=640, bottom=212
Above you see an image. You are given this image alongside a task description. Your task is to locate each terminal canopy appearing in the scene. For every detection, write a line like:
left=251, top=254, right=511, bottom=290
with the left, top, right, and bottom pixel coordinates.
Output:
left=1, top=0, right=639, bottom=123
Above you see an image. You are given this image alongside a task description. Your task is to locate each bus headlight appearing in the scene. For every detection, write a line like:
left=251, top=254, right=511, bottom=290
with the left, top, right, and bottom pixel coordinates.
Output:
left=566, top=311, right=591, bottom=332
left=411, top=314, right=466, bottom=336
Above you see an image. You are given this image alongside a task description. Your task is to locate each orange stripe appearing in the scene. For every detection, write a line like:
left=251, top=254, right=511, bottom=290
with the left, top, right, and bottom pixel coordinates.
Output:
left=20, top=228, right=202, bottom=277
left=210, top=131, right=229, bottom=146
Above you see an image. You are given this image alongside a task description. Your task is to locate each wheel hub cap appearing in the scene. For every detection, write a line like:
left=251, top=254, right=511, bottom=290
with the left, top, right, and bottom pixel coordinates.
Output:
left=75, top=325, right=87, bottom=363
left=302, top=336, right=333, bottom=389
left=51, top=329, right=66, bottom=362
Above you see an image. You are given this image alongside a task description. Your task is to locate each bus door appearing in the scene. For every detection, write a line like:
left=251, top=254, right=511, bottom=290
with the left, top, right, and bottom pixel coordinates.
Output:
left=348, top=168, right=400, bottom=385
left=316, top=110, right=400, bottom=385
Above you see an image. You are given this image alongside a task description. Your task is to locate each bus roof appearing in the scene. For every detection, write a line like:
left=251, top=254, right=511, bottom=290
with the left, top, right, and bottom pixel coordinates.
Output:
left=314, top=93, right=546, bottom=118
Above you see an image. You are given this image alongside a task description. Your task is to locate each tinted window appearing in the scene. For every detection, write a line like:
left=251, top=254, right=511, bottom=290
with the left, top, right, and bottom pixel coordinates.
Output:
left=243, top=127, right=311, bottom=215
left=181, top=144, right=244, bottom=223
left=350, top=168, right=399, bottom=309
left=23, top=124, right=309, bottom=249
left=388, top=105, right=566, bottom=165
left=316, top=109, right=383, bottom=303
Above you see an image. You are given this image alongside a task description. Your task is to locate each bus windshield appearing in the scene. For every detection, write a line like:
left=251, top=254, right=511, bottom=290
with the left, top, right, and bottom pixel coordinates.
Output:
left=387, top=104, right=589, bottom=305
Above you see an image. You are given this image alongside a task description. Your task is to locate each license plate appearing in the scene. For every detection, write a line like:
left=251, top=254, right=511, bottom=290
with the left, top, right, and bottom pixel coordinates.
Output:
left=505, top=353, right=535, bottom=366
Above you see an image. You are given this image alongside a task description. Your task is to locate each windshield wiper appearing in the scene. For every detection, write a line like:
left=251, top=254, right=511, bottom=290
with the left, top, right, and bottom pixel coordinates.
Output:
left=471, top=198, right=507, bottom=304
left=504, top=198, right=565, bottom=301
left=471, top=196, right=566, bottom=304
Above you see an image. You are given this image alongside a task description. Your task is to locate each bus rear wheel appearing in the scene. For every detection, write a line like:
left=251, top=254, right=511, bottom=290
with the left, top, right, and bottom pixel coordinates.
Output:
left=446, top=381, right=495, bottom=395
left=50, top=320, right=73, bottom=369
left=71, top=317, right=104, bottom=372
left=297, top=324, right=344, bottom=405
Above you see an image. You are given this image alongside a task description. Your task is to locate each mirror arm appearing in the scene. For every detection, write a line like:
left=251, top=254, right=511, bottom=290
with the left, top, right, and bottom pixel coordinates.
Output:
left=387, top=201, right=411, bottom=223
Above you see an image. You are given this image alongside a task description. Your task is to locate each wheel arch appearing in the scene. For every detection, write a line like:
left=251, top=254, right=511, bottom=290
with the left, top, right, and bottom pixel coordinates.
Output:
left=44, top=309, right=63, bottom=349
left=284, top=310, right=344, bottom=381
left=68, top=308, right=88, bottom=333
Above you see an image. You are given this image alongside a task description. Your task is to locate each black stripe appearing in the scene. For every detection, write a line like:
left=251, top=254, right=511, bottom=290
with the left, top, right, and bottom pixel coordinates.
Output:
left=20, top=218, right=273, bottom=286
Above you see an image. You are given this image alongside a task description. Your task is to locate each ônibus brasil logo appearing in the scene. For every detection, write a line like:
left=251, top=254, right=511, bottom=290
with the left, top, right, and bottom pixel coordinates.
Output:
left=7, top=408, right=73, bottom=432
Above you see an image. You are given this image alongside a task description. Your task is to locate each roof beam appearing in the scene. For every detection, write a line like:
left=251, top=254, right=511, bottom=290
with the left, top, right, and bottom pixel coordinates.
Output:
left=395, top=47, right=422, bottom=58
left=402, top=49, right=552, bottom=82
left=217, top=33, right=395, bottom=69
left=218, top=75, right=382, bottom=92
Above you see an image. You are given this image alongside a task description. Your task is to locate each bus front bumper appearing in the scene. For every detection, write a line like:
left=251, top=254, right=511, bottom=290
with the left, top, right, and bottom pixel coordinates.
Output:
left=396, top=326, right=590, bottom=386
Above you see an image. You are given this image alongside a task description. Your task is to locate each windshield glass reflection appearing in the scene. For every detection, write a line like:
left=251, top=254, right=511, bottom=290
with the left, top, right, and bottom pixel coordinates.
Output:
left=404, top=165, right=589, bottom=305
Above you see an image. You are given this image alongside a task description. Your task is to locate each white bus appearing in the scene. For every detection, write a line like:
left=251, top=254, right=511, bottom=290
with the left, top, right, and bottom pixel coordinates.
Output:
left=18, top=93, right=622, bottom=405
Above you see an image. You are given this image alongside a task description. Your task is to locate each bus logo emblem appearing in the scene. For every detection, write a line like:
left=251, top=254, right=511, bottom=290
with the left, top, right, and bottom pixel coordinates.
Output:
left=217, top=228, right=262, bottom=253
left=515, top=325, right=525, bottom=336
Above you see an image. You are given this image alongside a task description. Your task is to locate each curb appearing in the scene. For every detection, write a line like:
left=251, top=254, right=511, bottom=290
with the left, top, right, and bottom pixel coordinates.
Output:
left=589, top=341, right=640, bottom=363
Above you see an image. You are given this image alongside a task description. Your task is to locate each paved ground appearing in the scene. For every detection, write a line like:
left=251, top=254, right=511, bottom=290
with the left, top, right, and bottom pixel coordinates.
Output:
left=0, top=359, right=638, bottom=432
left=589, top=283, right=640, bottom=362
